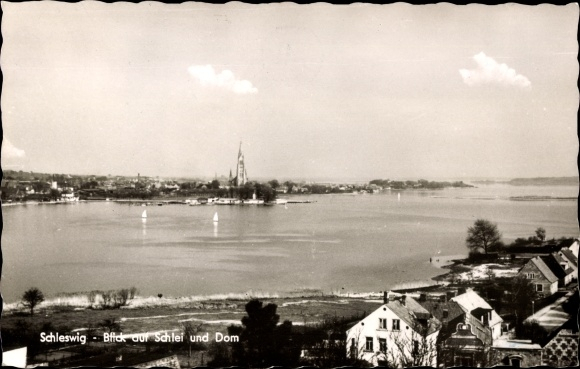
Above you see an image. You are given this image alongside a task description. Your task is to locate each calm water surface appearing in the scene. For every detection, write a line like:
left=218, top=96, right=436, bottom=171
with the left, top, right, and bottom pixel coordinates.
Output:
left=1, top=185, right=578, bottom=302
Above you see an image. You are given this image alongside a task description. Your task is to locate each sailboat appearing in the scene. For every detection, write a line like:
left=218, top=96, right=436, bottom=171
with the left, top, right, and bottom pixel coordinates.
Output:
left=213, top=212, right=219, bottom=223
left=397, top=193, right=401, bottom=202
left=142, top=210, right=147, bottom=218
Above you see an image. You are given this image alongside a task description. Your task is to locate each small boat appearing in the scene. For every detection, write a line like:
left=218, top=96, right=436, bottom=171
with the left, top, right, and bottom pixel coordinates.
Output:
left=213, top=212, right=219, bottom=223
left=142, top=210, right=147, bottom=218
left=398, top=193, right=401, bottom=201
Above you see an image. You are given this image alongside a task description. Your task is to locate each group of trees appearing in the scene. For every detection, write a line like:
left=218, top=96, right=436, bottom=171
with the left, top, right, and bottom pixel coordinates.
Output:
left=98, top=287, right=138, bottom=309
left=369, top=179, right=472, bottom=190
left=20, top=286, right=138, bottom=315
left=466, top=219, right=555, bottom=255
left=208, top=299, right=301, bottom=367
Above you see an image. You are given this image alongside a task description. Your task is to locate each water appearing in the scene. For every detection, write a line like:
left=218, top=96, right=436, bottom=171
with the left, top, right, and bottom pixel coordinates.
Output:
left=1, top=185, right=578, bottom=303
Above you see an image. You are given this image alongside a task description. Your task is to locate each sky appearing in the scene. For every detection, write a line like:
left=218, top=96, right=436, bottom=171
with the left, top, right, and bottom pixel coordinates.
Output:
left=1, top=2, right=578, bottom=181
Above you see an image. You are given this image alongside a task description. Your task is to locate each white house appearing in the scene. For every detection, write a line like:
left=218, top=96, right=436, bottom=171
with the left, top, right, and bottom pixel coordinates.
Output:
left=566, top=239, right=579, bottom=258
left=346, top=292, right=441, bottom=367
left=451, top=289, right=503, bottom=341
left=2, top=347, right=27, bottom=368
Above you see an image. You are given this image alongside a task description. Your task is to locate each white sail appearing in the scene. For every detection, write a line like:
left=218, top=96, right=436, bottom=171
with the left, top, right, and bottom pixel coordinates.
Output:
left=397, top=193, right=401, bottom=201
left=142, top=210, right=147, bottom=218
left=213, top=212, right=219, bottom=222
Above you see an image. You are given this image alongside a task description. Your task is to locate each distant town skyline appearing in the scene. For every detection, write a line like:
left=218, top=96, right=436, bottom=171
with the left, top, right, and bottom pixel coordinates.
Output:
left=1, top=2, right=578, bottom=180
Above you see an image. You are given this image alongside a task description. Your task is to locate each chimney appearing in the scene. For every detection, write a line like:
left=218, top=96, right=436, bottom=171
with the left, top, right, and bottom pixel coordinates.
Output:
left=401, top=295, right=406, bottom=306
left=383, top=291, right=388, bottom=304
left=419, top=293, right=427, bottom=302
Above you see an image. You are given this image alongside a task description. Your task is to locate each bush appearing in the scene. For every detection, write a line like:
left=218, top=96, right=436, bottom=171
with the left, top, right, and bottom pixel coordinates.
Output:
left=515, top=319, right=548, bottom=344
left=467, top=251, right=499, bottom=263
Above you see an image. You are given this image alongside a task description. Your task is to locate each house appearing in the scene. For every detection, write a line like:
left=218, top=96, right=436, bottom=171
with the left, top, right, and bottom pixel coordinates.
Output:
left=346, top=292, right=441, bottom=367
left=557, top=248, right=578, bottom=281
left=450, top=288, right=503, bottom=341
left=440, top=322, right=490, bottom=367
left=1, top=346, right=27, bottom=368
left=517, top=256, right=559, bottom=297
left=489, top=339, right=542, bottom=367
left=422, top=291, right=496, bottom=367
left=418, top=298, right=465, bottom=342
left=542, top=319, right=579, bottom=367
left=550, top=253, right=575, bottom=286
left=567, top=238, right=579, bottom=258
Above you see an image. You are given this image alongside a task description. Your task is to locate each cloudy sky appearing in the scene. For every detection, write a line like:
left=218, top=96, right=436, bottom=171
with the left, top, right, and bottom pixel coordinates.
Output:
left=1, top=2, right=578, bottom=181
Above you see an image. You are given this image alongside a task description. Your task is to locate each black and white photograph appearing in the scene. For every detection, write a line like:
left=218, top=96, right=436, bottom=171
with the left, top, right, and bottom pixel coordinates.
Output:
left=1, top=1, right=578, bottom=368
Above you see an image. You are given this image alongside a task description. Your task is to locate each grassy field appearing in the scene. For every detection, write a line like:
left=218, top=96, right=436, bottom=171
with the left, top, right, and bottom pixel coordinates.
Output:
left=2, top=295, right=382, bottom=341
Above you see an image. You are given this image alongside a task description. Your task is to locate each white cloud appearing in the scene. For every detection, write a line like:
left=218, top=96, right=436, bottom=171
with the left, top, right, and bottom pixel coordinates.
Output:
left=1, top=138, right=26, bottom=158
left=188, top=65, right=258, bottom=94
left=459, top=52, right=531, bottom=88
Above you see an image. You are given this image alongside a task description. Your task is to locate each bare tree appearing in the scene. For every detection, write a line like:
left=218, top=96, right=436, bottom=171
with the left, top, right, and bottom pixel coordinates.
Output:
left=22, top=287, right=45, bottom=316
left=114, top=289, right=130, bottom=307
left=381, top=330, right=438, bottom=368
left=129, top=286, right=138, bottom=299
left=101, top=291, right=113, bottom=309
left=485, top=267, right=495, bottom=281
left=99, top=317, right=121, bottom=333
left=87, top=291, right=97, bottom=307
left=466, top=219, right=502, bottom=254
left=182, top=321, right=204, bottom=358
left=507, top=275, right=537, bottom=327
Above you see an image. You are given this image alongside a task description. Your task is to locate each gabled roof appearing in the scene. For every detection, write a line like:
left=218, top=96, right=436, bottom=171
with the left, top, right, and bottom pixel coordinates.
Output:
left=451, top=289, right=503, bottom=328
left=529, top=257, right=559, bottom=283
left=386, top=296, right=442, bottom=336
left=419, top=300, right=465, bottom=323
left=552, top=252, right=575, bottom=275
left=559, top=249, right=578, bottom=267
left=540, top=255, right=567, bottom=279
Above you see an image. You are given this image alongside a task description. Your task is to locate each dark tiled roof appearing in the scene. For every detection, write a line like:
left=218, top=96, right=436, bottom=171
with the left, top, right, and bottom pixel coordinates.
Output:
left=419, top=300, right=465, bottom=323
left=552, top=252, right=575, bottom=275
left=540, top=255, right=567, bottom=279
left=386, top=296, right=441, bottom=336
left=560, top=249, right=578, bottom=267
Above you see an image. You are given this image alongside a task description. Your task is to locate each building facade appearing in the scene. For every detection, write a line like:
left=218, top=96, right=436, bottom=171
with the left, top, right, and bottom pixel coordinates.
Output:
left=346, top=293, right=441, bottom=368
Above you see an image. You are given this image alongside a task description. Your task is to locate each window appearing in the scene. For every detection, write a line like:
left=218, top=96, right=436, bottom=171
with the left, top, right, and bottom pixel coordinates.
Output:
left=365, top=337, right=373, bottom=352
left=392, top=319, right=400, bottom=331
left=379, top=318, right=387, bottom=329
left=413, top=340, right=419, bottom=355
left=536, top=284, right=543, bottom=292
left=526, top=272, right=535, bottom=279
left=379, top=338, right=387, bottom=352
